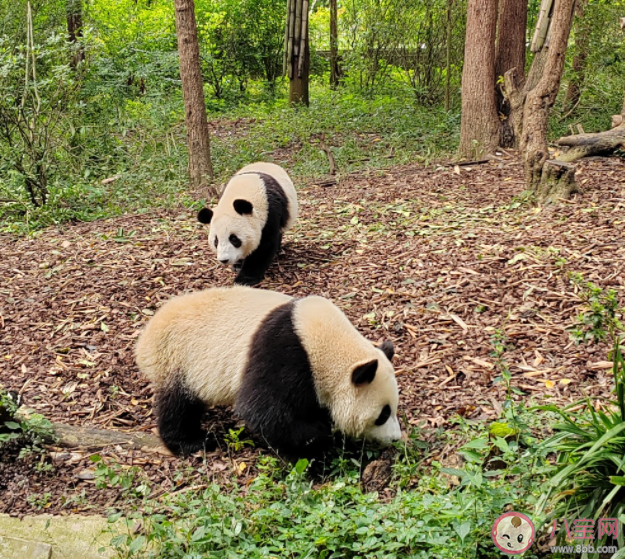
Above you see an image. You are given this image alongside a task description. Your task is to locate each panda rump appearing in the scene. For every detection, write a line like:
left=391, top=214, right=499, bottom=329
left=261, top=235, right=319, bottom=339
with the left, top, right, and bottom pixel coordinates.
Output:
left=135, top=286, right=401, bottom=457
left=197, top=162, right=298, bottom=286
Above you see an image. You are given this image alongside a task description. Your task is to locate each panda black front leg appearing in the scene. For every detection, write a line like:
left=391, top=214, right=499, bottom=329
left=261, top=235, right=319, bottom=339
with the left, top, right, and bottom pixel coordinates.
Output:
left=154, top=383, right=215, bottom=456
left=234, top=235, right=280, bottom=286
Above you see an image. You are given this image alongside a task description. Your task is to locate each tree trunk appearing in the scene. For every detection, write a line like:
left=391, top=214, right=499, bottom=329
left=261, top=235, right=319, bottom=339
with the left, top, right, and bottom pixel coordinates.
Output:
left=174, top=0, right=214, bottom=189
left=66, top=0, right=84, bottom=68
left=563, top=0, right=590, bottom=112
left=495, top=0, right=529, bottom=147
left=329, top=0, right=339, bottom=89
left=285, top=0, right=310, bottom=105
left=520, top=0, right=576, bottom=199
left=445, top=0, right=453, bottom=111
left=458, top=0, right=500, bottom=159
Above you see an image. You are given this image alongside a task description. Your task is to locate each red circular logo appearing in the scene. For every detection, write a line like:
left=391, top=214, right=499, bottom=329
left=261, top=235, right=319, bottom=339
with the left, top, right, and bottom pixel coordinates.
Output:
left=492, top=512, right=535, bottom=555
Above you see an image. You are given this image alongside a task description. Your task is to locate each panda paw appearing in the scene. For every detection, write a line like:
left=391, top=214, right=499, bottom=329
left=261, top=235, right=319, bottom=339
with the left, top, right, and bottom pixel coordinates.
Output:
left=234, top=274, right=262, bottom=287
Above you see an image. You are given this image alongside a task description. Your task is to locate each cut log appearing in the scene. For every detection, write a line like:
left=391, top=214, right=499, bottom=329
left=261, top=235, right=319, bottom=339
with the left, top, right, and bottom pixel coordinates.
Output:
left=556, top=124, right=625, bottom=162
left=536, top=160, right=578, bottom=203
left=51, top=422, right=167, bottom=452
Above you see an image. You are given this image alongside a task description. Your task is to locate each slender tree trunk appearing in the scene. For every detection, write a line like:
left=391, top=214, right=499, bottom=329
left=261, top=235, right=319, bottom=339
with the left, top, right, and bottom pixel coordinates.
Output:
left=329, top=0, right=339, bottom=89
left=66, top=0, right=84, bottom=68
left=520, top=0, right=576, bottom=199
left=563, top=0, right=590, bottom=112
left=174, top=0, right=214, bottom=189
left=445, top=0, right=453, bottom=111
left=458, top=0, right=500, bottom=158
left=285, top=0, right=310, bottom=105
left=495, top=0, right=528, bottom=147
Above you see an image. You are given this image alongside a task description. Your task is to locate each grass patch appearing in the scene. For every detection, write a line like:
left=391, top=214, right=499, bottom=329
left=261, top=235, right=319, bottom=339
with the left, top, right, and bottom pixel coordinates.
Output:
left=0, top=83, right=459, bottom=235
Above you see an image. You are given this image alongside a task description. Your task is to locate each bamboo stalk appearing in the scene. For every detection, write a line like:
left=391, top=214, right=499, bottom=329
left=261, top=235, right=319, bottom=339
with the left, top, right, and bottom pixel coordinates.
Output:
left=283, top=0, right=292, bottom=76
left=297, top=0, right=309, bottom=78
left=287, top=0, right=297, bottom=79
left=293, top=0, right=303, bottom=71
left=531, top=0, right=554, bottom=52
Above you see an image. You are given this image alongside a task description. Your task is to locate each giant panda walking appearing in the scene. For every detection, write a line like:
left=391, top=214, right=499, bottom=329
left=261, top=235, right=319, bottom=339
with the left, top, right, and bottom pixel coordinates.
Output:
left=197, top=162, right=298, bottom=286
left=135, top=286, right=401, bottom=458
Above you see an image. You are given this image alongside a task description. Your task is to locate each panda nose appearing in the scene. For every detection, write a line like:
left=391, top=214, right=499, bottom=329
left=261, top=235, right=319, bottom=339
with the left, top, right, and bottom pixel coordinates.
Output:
left=219, top=259, right=229, bottom=264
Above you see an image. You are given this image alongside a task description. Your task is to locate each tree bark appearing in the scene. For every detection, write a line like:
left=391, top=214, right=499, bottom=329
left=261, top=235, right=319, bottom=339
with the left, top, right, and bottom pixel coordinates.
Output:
left=285, top=0, right=310, bottom=105
left=495, top=0, right=529, bottom=147
left=174, top=0, right=214, bottom=189
left=520, top=0, right=576, bottom=199
left=329, top=0, right=339, bottom=89
left=66, top=0, right=84, bottom=68
left=459, top=0, right=500, bottom=158
left=563, top=0, right=590, bottom=112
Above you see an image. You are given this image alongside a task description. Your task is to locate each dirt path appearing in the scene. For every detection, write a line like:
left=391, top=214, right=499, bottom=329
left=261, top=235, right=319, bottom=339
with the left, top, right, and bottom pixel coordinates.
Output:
left=1, top=156, right=624, bottom=515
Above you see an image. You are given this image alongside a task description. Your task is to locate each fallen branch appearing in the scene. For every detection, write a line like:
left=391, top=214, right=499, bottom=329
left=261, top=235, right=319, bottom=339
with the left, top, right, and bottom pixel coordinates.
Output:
left=556, top=124, right=625, bottom=162
left=319, top=134, right=337, bottom=175
left=51, top=422, right=165, bottom=451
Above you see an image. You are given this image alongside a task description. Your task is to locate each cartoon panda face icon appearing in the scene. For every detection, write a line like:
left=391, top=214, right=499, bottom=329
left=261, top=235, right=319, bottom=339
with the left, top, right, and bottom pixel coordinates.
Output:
left=492, top=512, right=535, bottom=555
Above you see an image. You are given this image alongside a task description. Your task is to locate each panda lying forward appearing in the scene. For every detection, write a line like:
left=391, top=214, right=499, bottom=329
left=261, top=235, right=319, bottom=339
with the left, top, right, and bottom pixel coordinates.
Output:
left=197, top=162, right=298, bottom=286
left=135, top=286, right=402, bottom=458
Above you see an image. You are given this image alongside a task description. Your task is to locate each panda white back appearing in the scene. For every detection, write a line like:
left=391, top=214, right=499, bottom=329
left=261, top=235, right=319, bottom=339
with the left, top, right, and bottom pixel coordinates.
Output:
left=235, top=162, right=298, bottom=229
left=136, top=287, right=292, bottom=406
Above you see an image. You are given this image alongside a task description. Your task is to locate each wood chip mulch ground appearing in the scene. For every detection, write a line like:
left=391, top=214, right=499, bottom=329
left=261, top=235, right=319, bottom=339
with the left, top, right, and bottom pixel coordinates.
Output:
left=1, top=155, right=624, bottom=516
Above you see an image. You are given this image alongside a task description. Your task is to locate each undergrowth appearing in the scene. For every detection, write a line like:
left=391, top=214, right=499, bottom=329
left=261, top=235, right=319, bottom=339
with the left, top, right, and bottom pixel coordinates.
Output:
left=0, top=83, right=459, bottom=235
left=100, top=402, right=551, bottom=559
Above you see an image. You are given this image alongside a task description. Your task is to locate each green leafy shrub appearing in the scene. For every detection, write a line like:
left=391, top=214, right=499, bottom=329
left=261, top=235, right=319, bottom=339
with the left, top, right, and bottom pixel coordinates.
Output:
left=0, top=389, right=55, bottom=456
left=535, top=279, right=625, bottom=554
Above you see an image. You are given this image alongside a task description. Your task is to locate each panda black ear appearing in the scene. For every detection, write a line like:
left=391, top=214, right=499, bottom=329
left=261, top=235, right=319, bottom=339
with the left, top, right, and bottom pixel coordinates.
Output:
left=378, top=341, right=394, bottom=361
left=197, top=208, right=213, bottom=224
left=352, top=359, right=378, bottom=386
left=233, top=199, right=254, bottom=215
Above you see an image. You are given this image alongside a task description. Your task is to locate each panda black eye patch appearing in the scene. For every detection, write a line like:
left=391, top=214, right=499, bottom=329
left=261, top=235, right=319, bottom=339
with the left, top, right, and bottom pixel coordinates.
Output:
left=375, top=404, right=391, bottom=426
left=229, top=234, right=242, bottom=248
left=214, top=237, right=218, bottom=248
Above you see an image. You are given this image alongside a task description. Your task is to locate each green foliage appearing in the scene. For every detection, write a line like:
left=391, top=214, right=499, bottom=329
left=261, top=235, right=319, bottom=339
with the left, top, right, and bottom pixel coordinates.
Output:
left=0, top=389, right=55, bottom=453
left=568, top=272, right=623, bottom=344
left=91, top=454, right=152, bottom=501
left=224, top=427, right=254, bottom=452
left=100, top=412, right=551, bottom=559
left=535, top=278, right=625, bottom=554
left=195, top=0, right=286, bottom=100
left=0, top=32, right=90, bottom=206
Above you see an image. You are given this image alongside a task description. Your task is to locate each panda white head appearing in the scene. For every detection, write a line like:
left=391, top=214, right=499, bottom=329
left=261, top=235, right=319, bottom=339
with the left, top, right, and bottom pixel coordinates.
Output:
left=345, top=340, right=402, bottom=445
left=198, top=199, right=262, bottom=270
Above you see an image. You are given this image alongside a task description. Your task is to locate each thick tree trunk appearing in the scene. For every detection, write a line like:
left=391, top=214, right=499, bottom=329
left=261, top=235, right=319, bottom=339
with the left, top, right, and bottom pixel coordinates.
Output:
left=329, top=0, right=339, bottom=89
left=459, top=0, right=500, bottom=158
left=285, top=0, right=310, bottom=105
left=66, top=0, right=84, bottom=68
left=520, top=0, right=576, bottom=200
left=563, top=0, right=590, bottom=112
left=174, top=0, right=214, bottom=189
left=495, top=0, right=529, bottom=148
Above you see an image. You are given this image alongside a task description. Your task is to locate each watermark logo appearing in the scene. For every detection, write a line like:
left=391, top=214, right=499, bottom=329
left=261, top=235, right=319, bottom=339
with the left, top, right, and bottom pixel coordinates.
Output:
left=492, top=512, right=535, bottom=555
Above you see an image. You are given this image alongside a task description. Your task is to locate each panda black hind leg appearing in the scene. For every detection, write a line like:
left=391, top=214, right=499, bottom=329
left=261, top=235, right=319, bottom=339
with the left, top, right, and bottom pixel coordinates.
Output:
left=154, top=382, right=216, bottom=456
